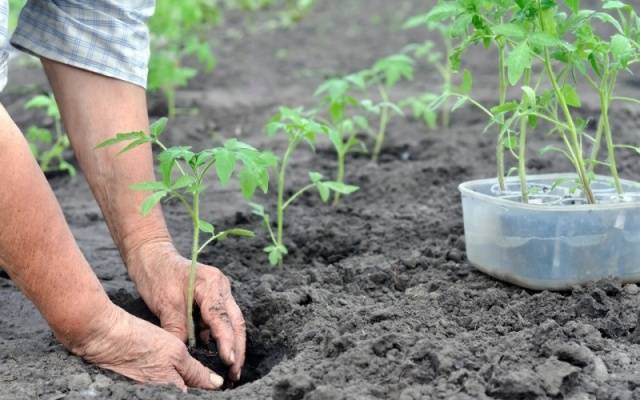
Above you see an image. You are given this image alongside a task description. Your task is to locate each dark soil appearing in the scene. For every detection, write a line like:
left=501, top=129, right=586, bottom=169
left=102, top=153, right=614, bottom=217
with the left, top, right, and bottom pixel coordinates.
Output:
left=3, top=1, right=640, bottom=399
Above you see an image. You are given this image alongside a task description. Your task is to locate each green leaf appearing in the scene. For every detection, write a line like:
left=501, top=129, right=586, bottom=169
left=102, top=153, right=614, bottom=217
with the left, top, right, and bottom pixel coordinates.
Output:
left=95, top=131, right=147, bottom=149
left=215, top=149, right=236, bottom=185
left=265, top=244, right=288, bottom=266
left=491, top=101, right=519, bottom=114
left=118, top=137, right=152, bottom=155
left=528, top=33, right=563, bottom=48
left=564, top=0, right=579, bottom=13
left=521, top=86, right=537, bottom=107
left=424, top=3, right=462, bottom=22
left=171, top=175, right=196, bottom=190
left=141, top=191, right=167, bottom=216
left=25, top=95, right=53, bottom=109
left=492, top=23, right=527, bottom=39
left=324, top=182, right=359, bottom=194
left=610, top=34, right=632, bottom=64
left=239, top=168, right=258, bottom=199
left=507, top=42, right=531, bottom=86
left=315, top=181, right=331, bottom=202
left=222, top=228, right=255, bottom=238
left=603, top=1, right=628, bottom=9
left=150, top=117, right=168, bottom=139
left=199, top=220, right=214, bottom=233
left=459, top=69, right=473, bottom=95
left=130, top=181, right=167, bottom=192
left=561, top=85, right=582, bottom=108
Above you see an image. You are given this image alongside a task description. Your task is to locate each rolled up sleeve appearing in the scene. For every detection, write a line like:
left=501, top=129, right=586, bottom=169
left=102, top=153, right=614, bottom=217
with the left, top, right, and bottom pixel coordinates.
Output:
left=11, top=0, right=154, bottom=88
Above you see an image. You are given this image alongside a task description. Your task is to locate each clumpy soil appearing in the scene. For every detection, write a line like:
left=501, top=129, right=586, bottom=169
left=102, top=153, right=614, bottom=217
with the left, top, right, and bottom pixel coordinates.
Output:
left=3, top=0, right=640, bottom=399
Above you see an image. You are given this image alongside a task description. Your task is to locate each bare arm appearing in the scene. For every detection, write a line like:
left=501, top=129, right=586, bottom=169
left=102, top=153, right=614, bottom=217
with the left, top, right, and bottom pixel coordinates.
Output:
left=0, top=104, right=111, bottom=347
left=42, top=59, right=246, bottom=381
left=0, top=102, right=222, bottom=391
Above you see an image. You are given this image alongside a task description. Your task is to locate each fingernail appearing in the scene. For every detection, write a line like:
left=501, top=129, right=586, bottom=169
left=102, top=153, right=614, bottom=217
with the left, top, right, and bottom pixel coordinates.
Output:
left=235, top=371, right=242, bottom=381
left=210, top=373, right=224, bottom=388
left=228, top=353, right=236, bottom=364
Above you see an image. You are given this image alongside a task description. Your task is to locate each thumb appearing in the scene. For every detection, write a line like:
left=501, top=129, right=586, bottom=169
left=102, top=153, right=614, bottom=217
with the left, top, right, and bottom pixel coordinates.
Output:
left=176, top=352, right=225, bottom=390
left=160, top=311, right=188, bottom=343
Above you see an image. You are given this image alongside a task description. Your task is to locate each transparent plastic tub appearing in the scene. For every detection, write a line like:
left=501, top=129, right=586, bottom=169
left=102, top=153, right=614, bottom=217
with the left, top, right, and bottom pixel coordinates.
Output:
left=459, top=174, right=640, bottom=290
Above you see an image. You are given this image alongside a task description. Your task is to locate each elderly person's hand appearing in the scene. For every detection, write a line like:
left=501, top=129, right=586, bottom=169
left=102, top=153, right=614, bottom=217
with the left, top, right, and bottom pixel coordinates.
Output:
left=127, top=242, right=246, bottom=382
left=67, top=304, right=224, bottom=392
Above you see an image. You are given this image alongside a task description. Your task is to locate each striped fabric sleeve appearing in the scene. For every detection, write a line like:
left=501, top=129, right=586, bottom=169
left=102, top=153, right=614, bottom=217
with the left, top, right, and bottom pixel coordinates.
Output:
left=11, top=0, right=155, bottom=88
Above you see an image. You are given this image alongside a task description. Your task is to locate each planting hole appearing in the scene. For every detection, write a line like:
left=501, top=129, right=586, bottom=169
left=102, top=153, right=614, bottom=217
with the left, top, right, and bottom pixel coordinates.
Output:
left=109, top=289, right=285, bottom=389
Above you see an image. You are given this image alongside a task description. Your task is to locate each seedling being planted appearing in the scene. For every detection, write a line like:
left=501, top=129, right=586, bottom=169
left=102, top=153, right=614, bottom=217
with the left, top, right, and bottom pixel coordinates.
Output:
left=24, top=93, right=76, bottom=177
left=97, top=118, right=276, bottom=348
left=251, top=107, right=358, bottom=266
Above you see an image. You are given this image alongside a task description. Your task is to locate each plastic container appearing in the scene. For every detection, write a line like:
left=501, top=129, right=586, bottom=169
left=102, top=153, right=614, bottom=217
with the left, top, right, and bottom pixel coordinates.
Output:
left=459, top=174, right=640, bottom=290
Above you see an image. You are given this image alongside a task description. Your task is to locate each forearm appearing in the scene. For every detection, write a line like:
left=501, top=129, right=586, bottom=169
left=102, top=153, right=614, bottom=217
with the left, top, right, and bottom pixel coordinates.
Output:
left=0, top=105, right=112, bottom=349
left=41, top=59, right=174, bottom=280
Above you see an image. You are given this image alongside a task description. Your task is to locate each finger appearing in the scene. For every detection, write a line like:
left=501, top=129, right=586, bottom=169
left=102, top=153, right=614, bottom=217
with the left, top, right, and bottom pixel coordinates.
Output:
left=227, top=299, right=246, bottom=381
left=200, top=297, right=236, bottom=366
left=175, top=350, right=224, bottom=390
left=160, top=313, right=188, bottom=343
left=165, top=371, right=188, bottom=393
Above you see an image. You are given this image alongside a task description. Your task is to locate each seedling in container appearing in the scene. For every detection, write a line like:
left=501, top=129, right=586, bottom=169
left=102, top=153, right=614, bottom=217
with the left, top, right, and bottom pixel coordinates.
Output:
left=251, top=107, right=358, bottom=266
left=24, top=93, right=76, bottom=177
left=97, top=118, right=276, bottom=348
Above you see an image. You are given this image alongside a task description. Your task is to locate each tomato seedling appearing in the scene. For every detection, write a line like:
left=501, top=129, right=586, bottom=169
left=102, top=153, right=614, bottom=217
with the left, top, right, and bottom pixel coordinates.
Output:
left=24, top=93, right=76, bottom=177
left=314, top=74, right=370, bottom=204
left=402, top=10, right=463, bottom=129
left=251, top=107, right=358, bottom=266
left=425, top=0, right=640, bottom=204
left=148, top=0, right=219, bottom=118
left=97, top=118, right=277, bottom=347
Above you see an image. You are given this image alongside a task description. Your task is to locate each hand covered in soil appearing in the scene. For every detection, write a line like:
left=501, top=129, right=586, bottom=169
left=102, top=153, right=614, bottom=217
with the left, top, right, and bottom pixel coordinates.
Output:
left=127, top=243, right=246, bottom=382
left=69, top=305, right=224, bottom=392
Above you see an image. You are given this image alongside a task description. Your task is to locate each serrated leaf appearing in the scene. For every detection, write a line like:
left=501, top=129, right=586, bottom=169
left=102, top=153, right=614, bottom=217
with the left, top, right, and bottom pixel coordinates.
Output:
left=141, top=191, right=167, bottom=216
left=171, top=175, right=196, bottom=190
left=492, top=23, right=527, bottom=39
left=150, top=117, right=168, bottom=139
left=239, top=169, right=258, bottom=199
left=95, top=131, right=147, bottom=149
left=324, top=182, right=359, bottom=194
left=507, top=42, right=531, bottom=86
left=215, top=149, right=236, bottom=185
left=528, top=33, right=563, bottom=48
left=130, top=181, right=167, bottom=192
left=565, top=0, right=579, bottom=12
left=561, top=85, right=582, bottom=107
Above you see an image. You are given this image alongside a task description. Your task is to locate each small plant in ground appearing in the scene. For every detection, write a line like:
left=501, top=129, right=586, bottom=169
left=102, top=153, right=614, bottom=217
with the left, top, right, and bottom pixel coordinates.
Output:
left=24, top=93, right=76, bottom=177
left=96, top=118, right=277, bottom=348
left=425, top=0, right=640, bottom=204
left=148, top=0, right=219, bottom=118
left=251, top=107, right=358, bottom=266
left=362, top=54, right=414, bottom=162
left=314, top=74, right=370, bottom=204
left=402, top=8, right=465, bottom=129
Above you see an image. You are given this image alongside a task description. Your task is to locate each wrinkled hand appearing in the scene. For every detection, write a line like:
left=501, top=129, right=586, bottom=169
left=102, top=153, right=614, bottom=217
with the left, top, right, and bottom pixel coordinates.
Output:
left=67, top=305, right=224, bottom=391
left=128, top=244, right=246, bottom=382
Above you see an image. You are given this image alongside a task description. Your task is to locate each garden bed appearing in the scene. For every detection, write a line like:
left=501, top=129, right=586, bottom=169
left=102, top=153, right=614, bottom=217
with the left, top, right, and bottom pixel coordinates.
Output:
left=2, top=0, right=640, bottom=399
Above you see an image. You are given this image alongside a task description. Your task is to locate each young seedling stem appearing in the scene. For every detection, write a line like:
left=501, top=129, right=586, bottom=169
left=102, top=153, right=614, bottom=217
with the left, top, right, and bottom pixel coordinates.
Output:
left=372, top=85, right=390, bottom=162
left=97, top=118, right=274, bottom=348
left=496, top=43, right=508, bottom=192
